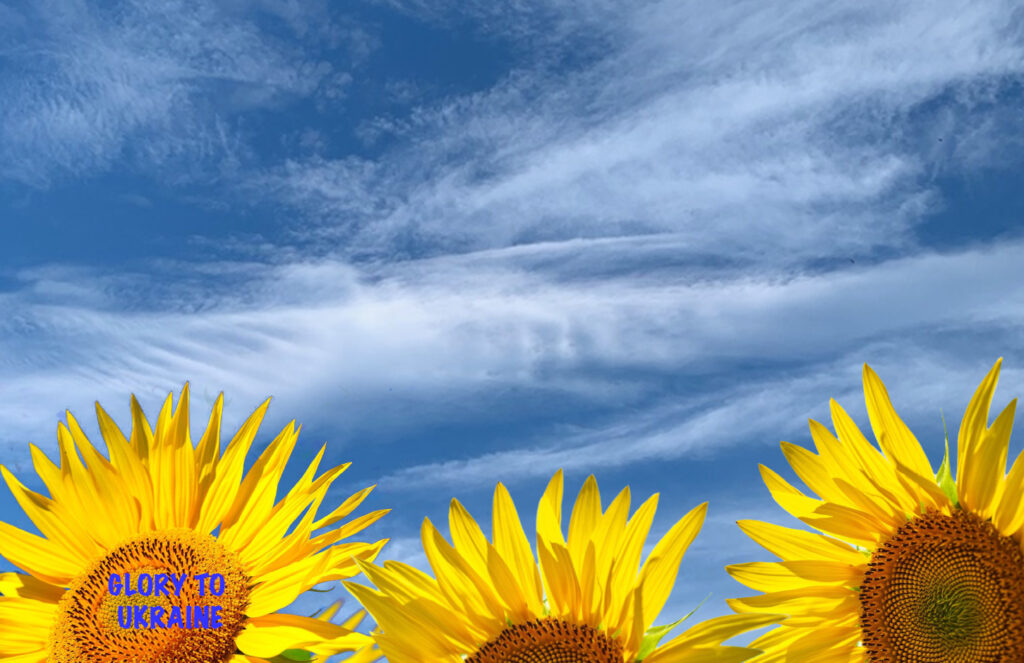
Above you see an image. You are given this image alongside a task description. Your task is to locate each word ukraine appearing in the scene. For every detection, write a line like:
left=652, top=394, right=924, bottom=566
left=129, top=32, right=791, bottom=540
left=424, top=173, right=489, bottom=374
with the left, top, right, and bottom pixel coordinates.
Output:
left=108, top=573, right=226, bottom=629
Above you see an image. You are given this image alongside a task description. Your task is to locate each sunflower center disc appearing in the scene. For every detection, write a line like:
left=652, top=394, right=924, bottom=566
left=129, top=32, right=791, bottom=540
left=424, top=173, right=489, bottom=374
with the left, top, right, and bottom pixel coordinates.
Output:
left=50, top=529, right=251, bottom=663
left=466, top=617, right=623, bottom=663
left=859, top=510, right=1024, bottom=662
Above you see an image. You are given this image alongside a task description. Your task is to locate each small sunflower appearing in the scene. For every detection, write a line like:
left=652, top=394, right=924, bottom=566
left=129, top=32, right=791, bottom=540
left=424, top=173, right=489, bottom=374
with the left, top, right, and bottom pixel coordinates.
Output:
left=0, top=385, right=390, bottom=663
left=728, top=359, right=1024, bottom=662
left=345, top=470, right=781, bottom=663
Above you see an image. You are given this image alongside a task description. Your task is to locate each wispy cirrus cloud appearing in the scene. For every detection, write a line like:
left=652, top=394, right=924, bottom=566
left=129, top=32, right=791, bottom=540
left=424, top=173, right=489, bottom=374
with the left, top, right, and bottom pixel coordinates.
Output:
left=258, top=1, right=1024, bottom=265
left=374, top=345, right=1024, bottom=493
left=3, top=239, right=1024, bottom=477
left=0, top=0, right=359, bottom=188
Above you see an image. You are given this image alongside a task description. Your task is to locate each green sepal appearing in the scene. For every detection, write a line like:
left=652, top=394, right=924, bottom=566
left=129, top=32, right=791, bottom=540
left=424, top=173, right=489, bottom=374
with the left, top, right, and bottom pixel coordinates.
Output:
left=279, top=650, right=314, bottom=661
left=635, top=594, right=710, bottom=661
left=936, top=409, right=959, bottom=508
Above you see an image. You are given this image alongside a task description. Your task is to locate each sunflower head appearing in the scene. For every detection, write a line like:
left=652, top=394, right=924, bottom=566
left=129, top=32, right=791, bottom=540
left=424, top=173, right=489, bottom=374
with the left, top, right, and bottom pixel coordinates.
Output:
left=727, top=359, right=1024, bottom=662
left=346, top=470, right=781, bottom=663
left=0, top=384, right=390, bottom=663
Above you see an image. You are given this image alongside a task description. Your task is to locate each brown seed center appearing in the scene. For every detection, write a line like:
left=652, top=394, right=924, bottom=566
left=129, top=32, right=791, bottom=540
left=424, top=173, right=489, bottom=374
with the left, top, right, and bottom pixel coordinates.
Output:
left=466, top=617, right=623, bottom=663
left=49, top=529, right=251, bottom=663
left=859, top=510, right=1024, bottom=663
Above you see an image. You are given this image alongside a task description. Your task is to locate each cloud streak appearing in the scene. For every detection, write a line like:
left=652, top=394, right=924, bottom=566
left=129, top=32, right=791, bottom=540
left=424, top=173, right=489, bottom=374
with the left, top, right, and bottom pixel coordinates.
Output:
left=0, top=0, right=354, bottom=187
left=260, top=1, right=1024, bottom=267
left=3, top=239, right=1024, bottom=475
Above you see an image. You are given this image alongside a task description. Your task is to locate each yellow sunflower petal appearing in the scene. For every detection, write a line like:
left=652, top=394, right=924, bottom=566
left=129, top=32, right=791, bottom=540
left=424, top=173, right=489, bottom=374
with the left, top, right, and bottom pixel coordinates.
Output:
left=536, top=469, right=565, bottom=546
left=606, top=492, right=659, bottom=629
left=637, top=502, right=707, bottom=627
left=343, top=582, right=459, bottom=660
left=862, top=364, right=934, bottom=480
left=352, top=472, right=743, bottom=663
left=0, top=466, right=99, bottom=564
left=194, top=397, right=271, bottom=533
left=828, top=400, right=914, bottom=512
left=736, top=520, right=863, bottom=565
left=219, top=421, right=301, bottom=546
left=492, top=482, right=544, bottom=615
left=567, top=475, right=602, bottom=567
left=593, top=486, right=631, bottom=578
left=236, top=612, right=374, bottom=658
left=727, top=586, right=857, bottom=618
left=95, top=401, right=155, bottom=529
left=449, top=498, right=490, bottom=577
left=726, top=561, right=862, bottom=593
left=0, top=573, right=65, bottom=602
left=994, top=444, right=1024, bottom=536
left=760, top=464, right=883, bottom=547
left=651, top=613, right=783, bottom=656
left=956, top=358, right=1002, bottom=486
left=784, top=621, right=861, bottom=661
left=0, top=521, right=82, bottom=585
left=960, top=398, right=1014, bottom=518
left=193, top=393, right=225, bottom=495
left=646, top=645, right=766, bottom=663
left=0, top=597, right=54, bottom=655
left=420, top=518, right=501, bottom=627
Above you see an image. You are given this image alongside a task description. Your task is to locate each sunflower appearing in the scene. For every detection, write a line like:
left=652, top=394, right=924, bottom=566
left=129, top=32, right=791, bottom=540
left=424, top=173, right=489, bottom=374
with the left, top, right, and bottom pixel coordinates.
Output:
left=0, top=385, right=390, bottom=663
left=345, top=470, right=781, bottom=663
left=728, top=359, right=1024, bottom=662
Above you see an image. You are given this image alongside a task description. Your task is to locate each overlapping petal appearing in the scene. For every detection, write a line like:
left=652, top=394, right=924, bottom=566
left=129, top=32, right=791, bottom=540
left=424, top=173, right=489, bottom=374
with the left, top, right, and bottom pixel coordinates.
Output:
left=730, top=359, right=1024, bottom=660
left=347, top=471, right=779, bottom=663
left=0, top=385, right=386, bottom=662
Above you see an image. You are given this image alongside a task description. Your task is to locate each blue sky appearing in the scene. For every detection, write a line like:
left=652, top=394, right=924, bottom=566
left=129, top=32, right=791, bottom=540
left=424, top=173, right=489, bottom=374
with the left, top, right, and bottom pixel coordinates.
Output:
left=2, top=0, right=1024, bottom=649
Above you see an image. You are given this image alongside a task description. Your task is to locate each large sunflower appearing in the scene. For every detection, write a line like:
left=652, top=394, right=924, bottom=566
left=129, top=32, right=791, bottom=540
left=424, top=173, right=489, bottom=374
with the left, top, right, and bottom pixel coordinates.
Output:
left=345, top=470, right=781, bottom=663
left=728, top=359, right=1024, bottom=662
left=0, top=385, right=389, bottom=663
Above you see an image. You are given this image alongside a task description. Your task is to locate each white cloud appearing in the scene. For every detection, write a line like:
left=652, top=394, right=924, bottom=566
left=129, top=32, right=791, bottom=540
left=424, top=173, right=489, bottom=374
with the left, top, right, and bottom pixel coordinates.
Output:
left=262, top=1, right=1023, bottom=265
left=0, top=0, right=353, bottom=187
left=3, top=240, right=1024, bottom=474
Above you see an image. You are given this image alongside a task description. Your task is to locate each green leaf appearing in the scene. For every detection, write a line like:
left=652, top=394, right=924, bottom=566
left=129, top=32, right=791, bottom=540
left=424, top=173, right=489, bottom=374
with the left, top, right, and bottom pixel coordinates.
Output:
left=635, top=593, right=710, bottom=661
left=936, top=409, right=959, bottom=508
left=279, top=650, right=314, bottom=662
